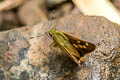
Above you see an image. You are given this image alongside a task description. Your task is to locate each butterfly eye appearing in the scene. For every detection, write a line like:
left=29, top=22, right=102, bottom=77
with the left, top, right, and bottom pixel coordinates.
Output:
left=46, top=31, right=52, bottom=38
left=48, top=33, right=53, bottom=38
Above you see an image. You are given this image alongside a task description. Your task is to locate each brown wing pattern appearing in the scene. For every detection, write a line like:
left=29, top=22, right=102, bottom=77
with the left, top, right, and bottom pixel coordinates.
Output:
left=63, top=32, right=96, bottom=57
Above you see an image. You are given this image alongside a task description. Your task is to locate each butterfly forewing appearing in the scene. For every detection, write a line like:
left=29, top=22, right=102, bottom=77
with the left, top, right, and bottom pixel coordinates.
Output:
left=63, top=32, right=96, bottom=57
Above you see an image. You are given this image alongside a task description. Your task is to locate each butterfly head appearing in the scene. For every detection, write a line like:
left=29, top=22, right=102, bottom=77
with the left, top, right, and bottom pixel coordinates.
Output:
left=48, top=28, right=57, bottom=37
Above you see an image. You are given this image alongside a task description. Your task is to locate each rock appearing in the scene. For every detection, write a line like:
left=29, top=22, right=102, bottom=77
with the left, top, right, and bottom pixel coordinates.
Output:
left=112, top=0, right=120, bottom=11
left=0, top=11, right=20, bottom=31
left=0, top=14, right=120, bottom=80
left=48, top=3, right=74, bottom=20
left=46, top=0, right=67, bottom=7
left=71, top=7, right=83, bottom=15
left=18, top=0, right=48, bottom=25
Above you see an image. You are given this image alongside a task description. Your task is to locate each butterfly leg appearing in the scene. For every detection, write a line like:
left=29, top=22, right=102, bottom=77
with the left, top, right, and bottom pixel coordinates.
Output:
left=50, top=42, right=57, bottom=52
left=50, top=42, right=57, bottom=47
left=79, top=55, right=88, bottom=64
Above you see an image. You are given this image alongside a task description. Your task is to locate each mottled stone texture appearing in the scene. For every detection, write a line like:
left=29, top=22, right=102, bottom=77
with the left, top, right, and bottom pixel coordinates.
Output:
left=0, top=14, right=120, bottom=80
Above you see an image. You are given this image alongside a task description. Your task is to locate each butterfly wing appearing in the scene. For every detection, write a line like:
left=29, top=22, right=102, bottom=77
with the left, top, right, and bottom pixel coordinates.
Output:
left=63, top=32, right=96, bottom=57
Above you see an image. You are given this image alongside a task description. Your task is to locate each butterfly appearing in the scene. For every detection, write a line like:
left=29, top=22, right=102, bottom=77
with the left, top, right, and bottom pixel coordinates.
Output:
left=48, top=29, right=96, bottom=65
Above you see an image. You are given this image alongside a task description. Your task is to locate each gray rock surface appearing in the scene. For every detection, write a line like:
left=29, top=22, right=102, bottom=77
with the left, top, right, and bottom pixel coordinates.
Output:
left=0, top=14, right=120, bottom=80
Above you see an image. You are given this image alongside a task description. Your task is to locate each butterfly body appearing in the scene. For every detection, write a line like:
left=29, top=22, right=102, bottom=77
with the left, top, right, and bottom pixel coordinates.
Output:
left=48, top=29, right=96, bottom=65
